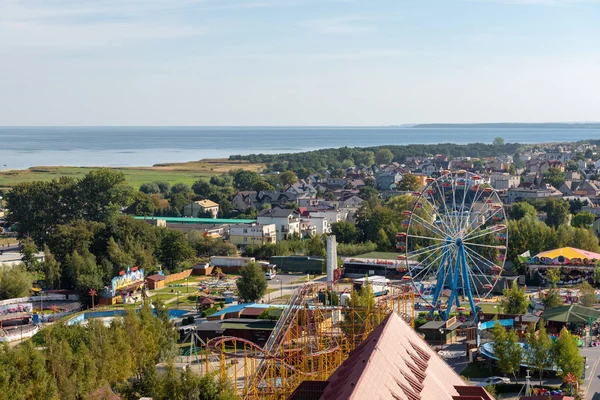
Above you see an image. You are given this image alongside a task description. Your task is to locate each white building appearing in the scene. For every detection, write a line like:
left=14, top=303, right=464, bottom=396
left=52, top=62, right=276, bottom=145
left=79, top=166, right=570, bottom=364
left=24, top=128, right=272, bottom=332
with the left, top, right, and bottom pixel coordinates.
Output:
left=229, top=223, right=277, bottom=247
left=257, top=208, right=301, bottom=241
left=490, top=173, right=520, bottom=190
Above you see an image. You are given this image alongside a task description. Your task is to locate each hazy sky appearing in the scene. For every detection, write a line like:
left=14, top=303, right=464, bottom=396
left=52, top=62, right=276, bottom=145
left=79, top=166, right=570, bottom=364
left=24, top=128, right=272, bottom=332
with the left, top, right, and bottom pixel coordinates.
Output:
left=1, top=0, right=599, bottom=126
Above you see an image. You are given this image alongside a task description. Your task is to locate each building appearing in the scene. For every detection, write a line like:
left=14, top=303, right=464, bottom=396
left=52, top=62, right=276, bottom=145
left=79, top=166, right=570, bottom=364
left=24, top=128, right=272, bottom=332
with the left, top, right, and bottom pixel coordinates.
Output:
left=490, top=173, right=520, bottom=190
left=183, top=200, right=220, bottom=218
left=289, top=313, right=491, bottom=400
left=257, top=208, right=300, bottom=241
left=507, top=184, right=562, bottom=204
left=146, top=273, right=166, bottom=290
left=229, top=223, right=277, bottom=247
left=375, top=170, right=402, bottom=189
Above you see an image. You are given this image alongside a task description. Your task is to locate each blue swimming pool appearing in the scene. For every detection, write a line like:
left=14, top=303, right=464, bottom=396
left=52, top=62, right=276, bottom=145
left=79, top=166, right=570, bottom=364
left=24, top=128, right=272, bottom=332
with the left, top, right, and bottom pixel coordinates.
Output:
left=67, top=308, right=189, bottom=325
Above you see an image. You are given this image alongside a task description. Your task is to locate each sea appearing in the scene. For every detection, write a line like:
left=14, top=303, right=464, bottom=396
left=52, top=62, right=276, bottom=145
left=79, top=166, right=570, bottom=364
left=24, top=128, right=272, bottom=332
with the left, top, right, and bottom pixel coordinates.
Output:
left=0, top=126, right=599, bottom=171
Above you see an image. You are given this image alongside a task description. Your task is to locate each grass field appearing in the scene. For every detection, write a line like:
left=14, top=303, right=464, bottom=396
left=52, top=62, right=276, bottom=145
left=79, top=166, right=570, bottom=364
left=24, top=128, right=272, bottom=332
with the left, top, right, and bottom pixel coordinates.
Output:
left=0, top=159, right=266, bottom=190
left=354, top=252, right=399, bottom=260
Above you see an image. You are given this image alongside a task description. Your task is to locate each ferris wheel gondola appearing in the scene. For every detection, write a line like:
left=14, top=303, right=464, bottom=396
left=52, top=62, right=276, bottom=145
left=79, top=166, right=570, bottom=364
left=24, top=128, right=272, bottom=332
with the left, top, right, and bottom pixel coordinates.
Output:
left=401, top=171, right=508, bottom=323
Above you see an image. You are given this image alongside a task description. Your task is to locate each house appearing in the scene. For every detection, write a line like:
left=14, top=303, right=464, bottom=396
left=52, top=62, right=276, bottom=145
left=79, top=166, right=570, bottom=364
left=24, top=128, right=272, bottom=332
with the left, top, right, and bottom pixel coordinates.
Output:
left=308, top=209, right=343, bottom=225
left=257, top=208, right=301, bottom=241
left=286, top=182, right=318, bottom=197
left=339, top=194, right=364, bottom=208
left=539, top=160, right=565, bottom=175
left=507, top=183, right=563, bottom=204
left=183, top=200, right=219, bottom=218
left=375, top=170, right=402, bottom=189
left=420, top=162, right=439, bottom=177
left=558, top=180, right=600, bottom=197
left=145, top=273, right=166, bottom=290
left=229, top=223, right=277, bottom=247
left=303, top=216, right=330, bottom=235
left=490, top=173, right=520, bottom=190
left=232, top=191, right=258, bottom=211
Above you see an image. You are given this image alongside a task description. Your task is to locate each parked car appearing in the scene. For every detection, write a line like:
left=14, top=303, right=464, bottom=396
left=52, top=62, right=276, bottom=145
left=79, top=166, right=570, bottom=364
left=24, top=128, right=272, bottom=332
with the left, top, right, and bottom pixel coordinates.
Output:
left=265, top=271, right=276, bottom=280
left=477, top=377, right=511, bottom=387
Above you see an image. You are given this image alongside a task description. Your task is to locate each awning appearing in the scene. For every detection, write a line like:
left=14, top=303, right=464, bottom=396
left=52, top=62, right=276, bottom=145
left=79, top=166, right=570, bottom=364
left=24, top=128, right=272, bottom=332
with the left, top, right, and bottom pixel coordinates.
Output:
left=541, top=304, right=600, bottom=323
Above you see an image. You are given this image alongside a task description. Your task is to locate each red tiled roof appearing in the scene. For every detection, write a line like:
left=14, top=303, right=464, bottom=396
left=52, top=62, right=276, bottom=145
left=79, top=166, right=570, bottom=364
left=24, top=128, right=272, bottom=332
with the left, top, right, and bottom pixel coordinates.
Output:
left=200, top=297, right=215, bottom=305
left=315, top=313, right=492, bottom=400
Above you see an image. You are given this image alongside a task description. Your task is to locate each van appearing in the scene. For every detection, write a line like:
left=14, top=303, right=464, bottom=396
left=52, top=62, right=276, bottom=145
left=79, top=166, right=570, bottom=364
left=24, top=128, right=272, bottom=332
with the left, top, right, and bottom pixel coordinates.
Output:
left=265, top=271, right=276, bottom=280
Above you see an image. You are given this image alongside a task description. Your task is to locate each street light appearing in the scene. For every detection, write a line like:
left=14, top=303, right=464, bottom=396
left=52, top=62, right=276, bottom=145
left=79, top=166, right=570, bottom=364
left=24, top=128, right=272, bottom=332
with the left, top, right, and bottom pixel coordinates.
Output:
left=439, top=328, right=445, bottom=351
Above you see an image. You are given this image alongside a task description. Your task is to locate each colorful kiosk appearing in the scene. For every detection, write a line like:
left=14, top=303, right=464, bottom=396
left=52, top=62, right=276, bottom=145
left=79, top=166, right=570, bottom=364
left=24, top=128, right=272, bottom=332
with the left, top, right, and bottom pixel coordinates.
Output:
left=99, top=266, right=145, bottom=305
left=527, top=247, right=600, bottom=286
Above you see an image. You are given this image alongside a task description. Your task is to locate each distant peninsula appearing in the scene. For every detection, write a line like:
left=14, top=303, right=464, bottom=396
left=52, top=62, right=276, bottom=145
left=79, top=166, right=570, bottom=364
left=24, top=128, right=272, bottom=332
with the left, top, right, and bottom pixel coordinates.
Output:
left=412, top=122, right=600, bottom=129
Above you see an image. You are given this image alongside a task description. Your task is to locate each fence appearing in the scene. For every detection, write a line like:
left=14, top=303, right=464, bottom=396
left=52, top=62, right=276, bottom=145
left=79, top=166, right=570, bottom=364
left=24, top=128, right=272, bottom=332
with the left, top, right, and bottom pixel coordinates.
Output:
left=164, top=269, right=193, bottom=285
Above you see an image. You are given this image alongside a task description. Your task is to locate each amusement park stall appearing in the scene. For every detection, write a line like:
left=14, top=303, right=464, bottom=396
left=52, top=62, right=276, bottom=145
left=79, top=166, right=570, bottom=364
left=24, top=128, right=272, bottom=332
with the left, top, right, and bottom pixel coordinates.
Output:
left=99, top=266, right=145, bottom=305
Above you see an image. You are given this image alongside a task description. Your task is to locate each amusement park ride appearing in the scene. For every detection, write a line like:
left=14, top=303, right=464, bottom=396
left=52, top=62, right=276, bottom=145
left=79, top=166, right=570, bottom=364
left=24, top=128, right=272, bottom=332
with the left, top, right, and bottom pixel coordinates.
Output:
left=177, top=170, right=509, bottom=399
left=397, top=170, right=508, bottom=322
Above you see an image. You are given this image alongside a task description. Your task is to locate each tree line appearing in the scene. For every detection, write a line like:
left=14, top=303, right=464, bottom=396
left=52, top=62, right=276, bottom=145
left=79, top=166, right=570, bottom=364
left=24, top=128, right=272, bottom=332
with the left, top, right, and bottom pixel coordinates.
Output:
left=0, top=302, right=234, bottom=400
left=230, top=142, right=523, bottom=176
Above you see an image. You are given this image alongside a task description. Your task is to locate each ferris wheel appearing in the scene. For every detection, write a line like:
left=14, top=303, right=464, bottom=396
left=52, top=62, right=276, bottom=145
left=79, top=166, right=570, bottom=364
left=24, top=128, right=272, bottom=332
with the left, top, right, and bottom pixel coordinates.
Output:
left=396, top=170, right=508, bottom=322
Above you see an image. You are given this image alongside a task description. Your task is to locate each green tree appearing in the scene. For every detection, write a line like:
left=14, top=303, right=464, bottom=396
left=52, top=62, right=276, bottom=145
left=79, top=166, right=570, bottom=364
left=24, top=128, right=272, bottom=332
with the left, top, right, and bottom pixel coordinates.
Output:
left=21, top=237, right=40, bottom=272
left=232, top=170, right=262, bottom=191
left=353, top=150, right=375, bottom=167
left=398, top=174, right=421, bottom=191
left=170, top=182, right=192, bottom=195
left=236, top=262, right=268, bottom=303
left=42, top=245, right=62, bottom=289
left=375, top=148, right=394, bottom=165
left=501, top=280, right=529, bottom=314
left=544, top=198, right=570, bottom=228
left=508, top=202, right=537, bottom=220
left=77, top=169, right=134, bottom=222
left=157, top=229, right=195, bottom=272
left=305, top=234, right=326, bottom=257
left=525, top=321, right=553, bottom=385
left=542, top=168, right=566, bottom=190
left=126, top=191, right=155, bottom=216
left=191, top=179, right=212, bottom=197
left=578, top=281, right=596, bottom=307
left=331, top=221, right=362, bottom=244
left=490, top=321, right=522, bottom=381
left=139, top=182, right=160, bottom=194
left=571, top=212, right=595, bottom=228
left=493, top=137, right=505, bottom=146
left=0, top=264, right=35, bottom=300
left=543, top=289, right=564, bottom=309
left=552, top=327, right=584, bottom=380
left=279, top=171, right=298, bottom=187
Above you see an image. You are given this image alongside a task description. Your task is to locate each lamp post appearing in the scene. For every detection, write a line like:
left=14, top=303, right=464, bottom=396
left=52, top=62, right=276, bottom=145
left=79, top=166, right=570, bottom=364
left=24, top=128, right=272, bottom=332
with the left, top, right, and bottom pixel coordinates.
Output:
left=89, top=288, right=97, bottom=310
left=177, top=291, right=181, bottom=309
left=439, top=328, right=445, bottom=352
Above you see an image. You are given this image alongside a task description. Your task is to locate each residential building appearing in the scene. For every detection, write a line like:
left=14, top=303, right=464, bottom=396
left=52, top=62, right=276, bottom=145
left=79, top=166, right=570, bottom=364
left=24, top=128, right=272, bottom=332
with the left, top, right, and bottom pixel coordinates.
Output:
left=490, top=173, right=520, bottom=190
left=375, top=170, right=402, bottom=189
left=257, top=208, right=301, bottom=241
left=507, top=183, right=562, bottom=204
left=232, top=191, right=258, bottom=210
left=558, top=180, right=600, bottom=197
left=592, top=217, right=600, bottom=236
left=303, top=216, right=330, bottom=235
left=229, top=223, right=277, bottom=247
left=308, top=209, right=343, bottom=225
left=184, top=200, right=219, bottom=218
left=339, top=194, right=364, bottom=208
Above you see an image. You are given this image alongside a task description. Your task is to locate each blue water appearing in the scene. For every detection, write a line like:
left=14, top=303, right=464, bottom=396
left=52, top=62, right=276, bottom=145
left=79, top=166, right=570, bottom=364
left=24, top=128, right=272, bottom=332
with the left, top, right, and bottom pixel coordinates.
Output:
left=1, top=126, right=599, bottom=170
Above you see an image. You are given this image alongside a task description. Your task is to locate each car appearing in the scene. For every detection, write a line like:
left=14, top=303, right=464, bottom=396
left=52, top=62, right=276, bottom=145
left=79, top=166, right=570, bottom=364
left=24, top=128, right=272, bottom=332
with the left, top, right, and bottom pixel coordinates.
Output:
left=265, top=272, right=276, bottom=280
left=477, top=377, right=511, bottom=387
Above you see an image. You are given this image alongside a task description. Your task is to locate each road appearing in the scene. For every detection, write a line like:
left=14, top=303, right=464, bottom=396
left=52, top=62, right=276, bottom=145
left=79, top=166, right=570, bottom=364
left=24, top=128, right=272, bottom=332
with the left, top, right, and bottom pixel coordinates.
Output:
left=262, top=274, right=327, bottom=303
left=580, top=346, right=600, bottom=400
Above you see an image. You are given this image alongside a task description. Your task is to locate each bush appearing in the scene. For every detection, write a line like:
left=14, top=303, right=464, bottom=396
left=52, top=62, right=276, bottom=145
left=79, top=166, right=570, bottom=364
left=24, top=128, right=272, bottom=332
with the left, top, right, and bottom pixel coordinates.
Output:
left=336, top=242, right=377, bottom=256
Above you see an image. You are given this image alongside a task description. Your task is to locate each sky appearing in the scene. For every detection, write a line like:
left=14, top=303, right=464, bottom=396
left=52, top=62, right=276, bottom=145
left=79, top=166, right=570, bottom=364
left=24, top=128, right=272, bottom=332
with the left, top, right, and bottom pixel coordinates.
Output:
left=0, top=0, right=599, bottom=126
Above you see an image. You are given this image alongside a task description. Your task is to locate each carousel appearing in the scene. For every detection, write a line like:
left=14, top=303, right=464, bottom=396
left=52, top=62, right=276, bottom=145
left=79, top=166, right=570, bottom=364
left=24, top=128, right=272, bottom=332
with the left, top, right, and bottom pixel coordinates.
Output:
left=527, top=247, right=600, bottom=286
